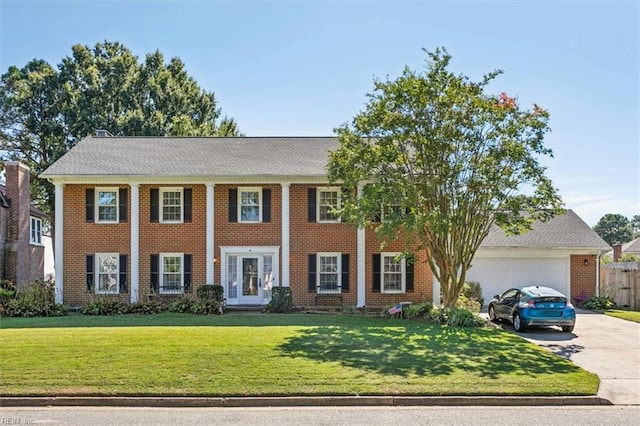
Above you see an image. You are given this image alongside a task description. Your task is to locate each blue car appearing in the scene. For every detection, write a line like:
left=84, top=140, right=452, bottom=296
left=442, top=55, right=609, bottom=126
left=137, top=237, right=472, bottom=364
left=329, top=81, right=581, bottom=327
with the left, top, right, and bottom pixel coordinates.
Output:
left=488, top=286, right=576, bottom=333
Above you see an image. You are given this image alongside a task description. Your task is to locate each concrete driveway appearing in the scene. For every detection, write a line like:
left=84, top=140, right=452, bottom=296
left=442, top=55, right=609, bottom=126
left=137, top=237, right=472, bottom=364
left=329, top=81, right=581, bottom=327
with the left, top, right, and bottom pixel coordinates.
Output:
left=498, top=309, right=640, bottom=405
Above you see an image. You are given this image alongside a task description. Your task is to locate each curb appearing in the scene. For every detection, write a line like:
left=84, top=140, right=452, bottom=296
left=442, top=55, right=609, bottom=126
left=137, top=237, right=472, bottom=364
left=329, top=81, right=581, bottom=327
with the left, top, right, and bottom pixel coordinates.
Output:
left=0, top=396, right=612, bottom=407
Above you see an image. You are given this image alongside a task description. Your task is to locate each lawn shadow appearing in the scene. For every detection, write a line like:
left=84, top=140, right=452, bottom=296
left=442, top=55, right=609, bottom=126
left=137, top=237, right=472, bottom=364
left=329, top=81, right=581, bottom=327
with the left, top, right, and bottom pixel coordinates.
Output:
left=277, top=321, right=586, bottom=379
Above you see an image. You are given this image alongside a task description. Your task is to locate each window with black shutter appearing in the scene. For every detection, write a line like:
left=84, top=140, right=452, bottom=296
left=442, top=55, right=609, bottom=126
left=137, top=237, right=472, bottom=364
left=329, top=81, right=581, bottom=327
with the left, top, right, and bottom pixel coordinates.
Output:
left=86, top=254, right=94, bottom=291
left=341, top=254, right=350, bottom=292
left=308, top=254, right=317, bottom=292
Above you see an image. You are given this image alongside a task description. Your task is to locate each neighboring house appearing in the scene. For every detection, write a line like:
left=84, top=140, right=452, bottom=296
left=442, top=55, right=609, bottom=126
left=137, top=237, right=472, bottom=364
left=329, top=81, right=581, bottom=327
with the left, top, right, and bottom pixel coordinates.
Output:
left=0, top=161, right=47, bottom=288
left=607, top=238, right=640, bottom=262
left=465, top=210, right=611, bottom=303
left=41, top=135, right=608, bottom=307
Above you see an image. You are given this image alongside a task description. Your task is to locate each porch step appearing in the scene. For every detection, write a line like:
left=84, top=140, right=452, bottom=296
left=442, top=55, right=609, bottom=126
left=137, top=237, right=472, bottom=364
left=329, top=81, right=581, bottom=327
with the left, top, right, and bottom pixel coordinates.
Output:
left=225, top=305, right=264, bottom=313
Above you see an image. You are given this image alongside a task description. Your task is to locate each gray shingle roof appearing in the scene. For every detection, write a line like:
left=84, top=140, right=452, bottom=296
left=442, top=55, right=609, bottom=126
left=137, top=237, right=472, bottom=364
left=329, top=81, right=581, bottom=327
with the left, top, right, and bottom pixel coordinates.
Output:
left=41, top=136, right=339, bottom=178
left=480, top=209, right=610, bottom=250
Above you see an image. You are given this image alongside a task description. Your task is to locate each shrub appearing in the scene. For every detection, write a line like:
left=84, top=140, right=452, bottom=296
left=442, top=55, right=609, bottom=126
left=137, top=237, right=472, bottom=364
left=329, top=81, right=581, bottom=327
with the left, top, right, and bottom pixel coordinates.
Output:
left=618, top=253, right=640, bottom=262
left=0, top=287, right=15, bottom=305
left=582, top=296, right=616, bottom=311
left=168, top=296, right=196, bottom=313
left=425, top=306, right=448, bottom=325
left=197, top=285, right=224, bottom=303
left=456, top=294, right=481, bottom=313
left=403, top=302, right=433, bottom=319
left=192, top=300, right=223, bottom=315
left=340, top=304, right=357, bottom=315
left=127, top=301, right=166, bottom=314
left=461, top=281, right=484, bottom=307
left=447, top=307, right=487, bottom=327
left=264, top=287, right=293, bottom=313
left=81, top=299, right=128, bottom=315
left=0, top=281, right=66, bottom=317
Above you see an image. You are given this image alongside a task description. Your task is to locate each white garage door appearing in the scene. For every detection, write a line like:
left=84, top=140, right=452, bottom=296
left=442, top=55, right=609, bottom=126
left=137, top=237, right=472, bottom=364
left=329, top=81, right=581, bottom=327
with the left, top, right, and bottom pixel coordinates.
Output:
left=466, top=257, right=568, bottom=304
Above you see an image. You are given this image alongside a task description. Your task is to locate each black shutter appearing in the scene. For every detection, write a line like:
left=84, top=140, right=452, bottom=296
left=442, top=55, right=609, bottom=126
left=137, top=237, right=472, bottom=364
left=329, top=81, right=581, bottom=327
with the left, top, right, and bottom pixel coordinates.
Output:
left=119, top=188, right=128, bottom=223
left=262, top=188, right=271, bottom=223
left=184, top=254, right=192, bottom=292
left=85, top=189, right=95, bottom=223
left=308, top=254, right=317, bottom=292
left=307, top=188, right=316, bottom=222
left=86, top=254, right=94, bottom=291
left=183, top=188, right=192, bottom=223
left=151, top=254, right=159, bottom=292
left=229, top=188, right=238, bottom=222
left=372, top=254, right=381, bottom=293
left=150, top=189, right=159, bottom=223
left=406, top=259, right=414, bottom=293
left=119, top=254, right=127, bottom=293
left=341, top=254, right=350, bottom=293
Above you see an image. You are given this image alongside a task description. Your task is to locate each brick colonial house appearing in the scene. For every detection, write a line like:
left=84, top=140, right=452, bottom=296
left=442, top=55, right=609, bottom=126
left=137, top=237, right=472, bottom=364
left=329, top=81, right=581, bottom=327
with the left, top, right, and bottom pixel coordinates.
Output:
left=1, top=161, right=47, bottom=288
left=41, top=135, right=609, bottom=307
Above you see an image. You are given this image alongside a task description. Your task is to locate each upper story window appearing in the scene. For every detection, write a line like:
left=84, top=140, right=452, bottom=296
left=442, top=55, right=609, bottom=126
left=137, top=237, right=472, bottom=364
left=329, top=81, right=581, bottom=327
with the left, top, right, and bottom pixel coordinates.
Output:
left=96, top=187, right=118, bottom=223
left=317, top=187, right=340, bottom=223
left=239, top=188, right=261, bottom=222
left=160, top=188, right=183, bottom=223
left=30, top=216, right=42, bottom=245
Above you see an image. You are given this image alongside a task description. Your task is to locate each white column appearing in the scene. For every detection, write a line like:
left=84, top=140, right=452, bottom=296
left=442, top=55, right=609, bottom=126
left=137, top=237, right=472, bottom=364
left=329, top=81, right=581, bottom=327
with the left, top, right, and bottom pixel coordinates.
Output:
left=130, top=183, right=140, bottom=303
left=281, top=183, right=290, bottom=287
left=206, top=183, right=215, bottom=285
left=357, top=184, right=366, bottom=307
left=54, top=183, right=64, bottom=304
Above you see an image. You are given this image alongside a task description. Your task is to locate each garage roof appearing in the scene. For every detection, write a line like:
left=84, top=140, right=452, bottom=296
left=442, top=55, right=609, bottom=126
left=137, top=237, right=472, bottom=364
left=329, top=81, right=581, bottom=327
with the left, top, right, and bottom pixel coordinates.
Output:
left=481, top=210, right=610, bottom=250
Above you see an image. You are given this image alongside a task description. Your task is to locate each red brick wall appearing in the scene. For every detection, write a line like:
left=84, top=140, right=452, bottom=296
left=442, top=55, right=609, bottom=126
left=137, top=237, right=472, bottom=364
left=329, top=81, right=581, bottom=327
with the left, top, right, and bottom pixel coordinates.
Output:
left=139, top=185, right=207, bottom=299
left=288, top=184, right=358, bottom=306
left=570, top=254, right=597, bottom=301
left=214, top=184, right=282, bottom=285
left=62, top=184, right=131, bottom=306
left=364, top=227, right=433, bottom=308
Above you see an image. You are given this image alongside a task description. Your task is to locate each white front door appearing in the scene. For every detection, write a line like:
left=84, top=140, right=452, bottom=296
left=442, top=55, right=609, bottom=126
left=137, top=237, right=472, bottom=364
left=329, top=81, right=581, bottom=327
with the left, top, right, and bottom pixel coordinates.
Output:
left=221, top=246, right=278, bottom=305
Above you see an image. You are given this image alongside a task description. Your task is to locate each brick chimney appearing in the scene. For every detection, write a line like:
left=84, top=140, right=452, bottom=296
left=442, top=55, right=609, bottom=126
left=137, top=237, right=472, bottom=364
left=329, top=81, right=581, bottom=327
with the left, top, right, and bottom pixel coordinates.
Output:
left=4, top=162, right=36, bottom=288
left=612, top=244, right=622, bottom=262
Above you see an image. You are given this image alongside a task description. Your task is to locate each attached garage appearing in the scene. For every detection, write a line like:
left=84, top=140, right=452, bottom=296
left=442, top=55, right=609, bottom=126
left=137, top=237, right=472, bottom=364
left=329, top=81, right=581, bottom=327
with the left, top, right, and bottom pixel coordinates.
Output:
left=430, top=210, right=610, bottom=306
left=466, top=253, right=569, bottom=303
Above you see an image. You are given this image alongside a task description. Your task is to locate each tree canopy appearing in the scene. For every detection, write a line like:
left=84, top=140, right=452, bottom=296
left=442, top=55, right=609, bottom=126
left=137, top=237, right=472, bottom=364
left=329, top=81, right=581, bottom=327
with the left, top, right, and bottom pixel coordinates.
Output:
left=328, top=48, right=563, bottom=307
left=593, top=213, right=634, bottom=246
left=0, top=40, right=242, bottom=222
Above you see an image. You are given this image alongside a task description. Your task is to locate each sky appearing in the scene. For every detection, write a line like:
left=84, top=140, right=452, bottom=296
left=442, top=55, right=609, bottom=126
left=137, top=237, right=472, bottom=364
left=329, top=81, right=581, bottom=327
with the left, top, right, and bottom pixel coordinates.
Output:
left=1, top=0, right=638, bottom=227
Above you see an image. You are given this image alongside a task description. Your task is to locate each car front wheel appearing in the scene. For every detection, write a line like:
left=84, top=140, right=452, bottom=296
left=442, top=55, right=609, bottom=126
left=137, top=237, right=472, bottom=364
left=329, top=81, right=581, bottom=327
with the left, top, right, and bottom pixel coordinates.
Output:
left=488, top=305, right=498, bottom=323
left=513, top=313, right=526, bottom=332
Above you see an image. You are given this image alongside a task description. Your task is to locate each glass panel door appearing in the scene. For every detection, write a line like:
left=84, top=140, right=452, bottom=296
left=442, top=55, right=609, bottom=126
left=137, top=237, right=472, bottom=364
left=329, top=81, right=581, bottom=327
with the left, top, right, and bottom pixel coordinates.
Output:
left=240, top=257, right=261, bottom=303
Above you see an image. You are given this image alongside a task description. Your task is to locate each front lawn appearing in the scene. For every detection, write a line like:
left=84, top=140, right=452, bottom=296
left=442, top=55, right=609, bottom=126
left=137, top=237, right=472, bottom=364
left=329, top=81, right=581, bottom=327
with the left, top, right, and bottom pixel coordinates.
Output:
left=605, top=309, right=640, bottom=323
left=0, top=313, right=598, bottom=396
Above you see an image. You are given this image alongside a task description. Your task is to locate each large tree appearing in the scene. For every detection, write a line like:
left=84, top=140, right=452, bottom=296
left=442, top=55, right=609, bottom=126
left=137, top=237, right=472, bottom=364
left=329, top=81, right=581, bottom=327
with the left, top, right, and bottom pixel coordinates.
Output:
left=1, top=40, right=242, bottom=231
left=328, top=48, right=563, bottom=308
left=593, top=213, right=632, bottom=246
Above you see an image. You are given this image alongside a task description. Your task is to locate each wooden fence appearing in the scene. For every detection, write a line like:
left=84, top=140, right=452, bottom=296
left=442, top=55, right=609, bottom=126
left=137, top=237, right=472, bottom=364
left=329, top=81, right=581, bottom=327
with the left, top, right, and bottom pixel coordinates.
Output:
left=600, top=262, right=640, bottom=310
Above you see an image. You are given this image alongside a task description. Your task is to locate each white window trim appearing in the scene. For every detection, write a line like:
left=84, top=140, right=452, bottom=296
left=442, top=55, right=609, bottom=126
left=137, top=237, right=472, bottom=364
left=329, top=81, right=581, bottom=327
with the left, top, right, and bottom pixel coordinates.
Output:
left=238, top=187, right=262, bottom=223
left=95, top=253, right=119, bottom=295
left=160, top=187, right=184, bottom=224
left=95, top=187, right=119, bottom=224
left=381, top=252, right=406, bottom=294
left=160, top=253, right=184, bottom=294
left=317, top=252, right=341, bottom=294
left=30, top=216, right=43, bottom=245
left=317, top=187, right=341, bottom=223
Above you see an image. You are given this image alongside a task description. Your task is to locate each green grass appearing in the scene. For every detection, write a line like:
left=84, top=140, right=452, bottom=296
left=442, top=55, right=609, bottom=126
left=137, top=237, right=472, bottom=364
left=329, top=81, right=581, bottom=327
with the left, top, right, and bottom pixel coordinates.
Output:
left=0, top=313, right=598, bottom=397
left=605, top=309, right=640, bottom=323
